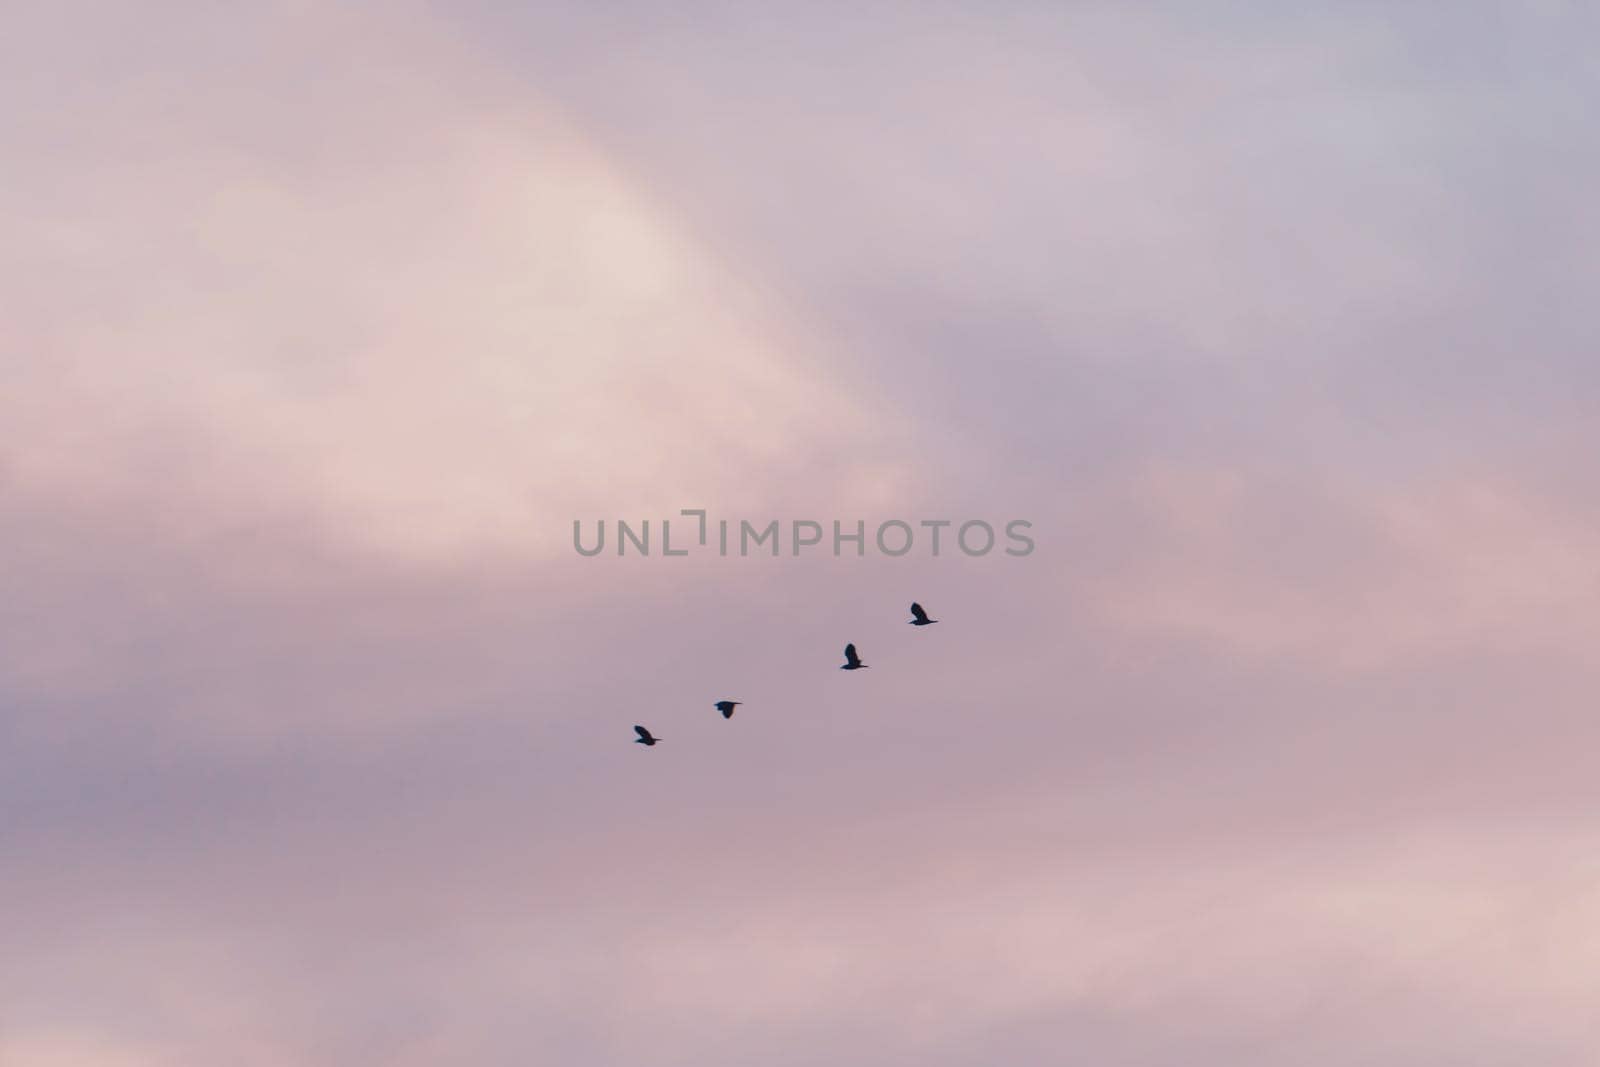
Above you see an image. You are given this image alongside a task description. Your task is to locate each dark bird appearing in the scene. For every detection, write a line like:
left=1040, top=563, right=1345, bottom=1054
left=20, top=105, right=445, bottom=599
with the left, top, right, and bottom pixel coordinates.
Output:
left=633, top=725, right=660, bottom=746
left=714, top=700, right=742, bottom=719
left=908, top=602, right=939, bottom=626
left=840, top=643, right=869, bottom=670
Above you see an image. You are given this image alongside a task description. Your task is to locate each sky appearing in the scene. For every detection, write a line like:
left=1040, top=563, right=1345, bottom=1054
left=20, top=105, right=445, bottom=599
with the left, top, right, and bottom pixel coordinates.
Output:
left=3, top=2, right=1599, bottom=1063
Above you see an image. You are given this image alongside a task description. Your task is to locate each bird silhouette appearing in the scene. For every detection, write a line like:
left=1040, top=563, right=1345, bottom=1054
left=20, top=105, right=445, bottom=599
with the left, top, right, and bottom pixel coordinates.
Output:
left=840, top=643, right=869, bottom=670
left=714, top=700, right=742, bottom=719
left=634, top=725, right=660, bottom=746
left=908, top=602, right=939, bottom=626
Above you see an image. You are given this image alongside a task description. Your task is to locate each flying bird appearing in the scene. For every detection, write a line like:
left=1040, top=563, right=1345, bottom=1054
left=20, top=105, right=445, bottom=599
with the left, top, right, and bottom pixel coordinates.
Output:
left=908, top=602, right=939, bottom=626
left=633, top=725, right=660, bottom=746
left=840, top=643, right=869, bottom=670
left=714, top=700, right=742, bottom=719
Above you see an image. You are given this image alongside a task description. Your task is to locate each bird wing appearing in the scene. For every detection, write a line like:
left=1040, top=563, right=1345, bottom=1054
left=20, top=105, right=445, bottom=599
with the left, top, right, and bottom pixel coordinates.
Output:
left=844, top=643, right=860, bottom=665
left=634, top=725, right=652, bottom=741
left=910, top=602, right=928, bottom=622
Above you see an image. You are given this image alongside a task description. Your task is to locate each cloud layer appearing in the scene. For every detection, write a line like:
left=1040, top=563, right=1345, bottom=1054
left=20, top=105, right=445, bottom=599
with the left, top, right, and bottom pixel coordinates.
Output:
left=3, top=2, right=1598, bottom=1064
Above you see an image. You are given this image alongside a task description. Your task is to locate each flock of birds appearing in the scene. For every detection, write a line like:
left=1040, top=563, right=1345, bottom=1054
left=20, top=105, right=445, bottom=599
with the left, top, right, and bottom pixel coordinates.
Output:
left=631, top=601, right=939, bottom=747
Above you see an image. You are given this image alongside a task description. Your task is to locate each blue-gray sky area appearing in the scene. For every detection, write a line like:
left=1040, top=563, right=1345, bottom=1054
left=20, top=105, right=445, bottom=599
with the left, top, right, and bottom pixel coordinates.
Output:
left=3, top=3, right=1598, bottom=1063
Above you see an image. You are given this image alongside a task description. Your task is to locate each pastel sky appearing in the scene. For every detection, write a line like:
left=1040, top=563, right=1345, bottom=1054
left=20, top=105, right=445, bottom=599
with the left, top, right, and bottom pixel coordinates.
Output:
left=4, top=2, right=1599, bottom=1064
